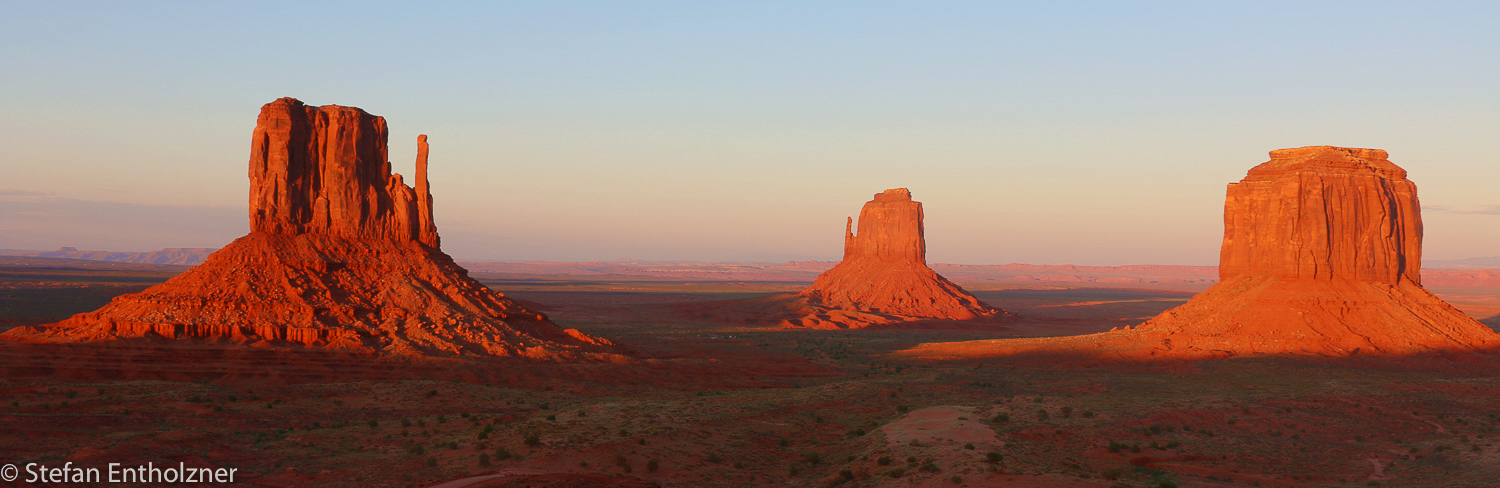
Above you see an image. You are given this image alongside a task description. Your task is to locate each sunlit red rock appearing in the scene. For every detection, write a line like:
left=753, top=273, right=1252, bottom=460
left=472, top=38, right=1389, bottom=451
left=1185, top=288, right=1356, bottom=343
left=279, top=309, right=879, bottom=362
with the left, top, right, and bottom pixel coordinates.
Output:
left=787, top=188, right=1008, bottom=328
left=901, top=146, right=1498, bottom=360
left=3, top=98, right=618, bottom=359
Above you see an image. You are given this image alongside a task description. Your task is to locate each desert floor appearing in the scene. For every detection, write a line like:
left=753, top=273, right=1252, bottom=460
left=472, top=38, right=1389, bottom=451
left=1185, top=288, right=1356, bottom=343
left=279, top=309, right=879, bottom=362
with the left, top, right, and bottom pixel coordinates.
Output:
left=2, top=257, right=1499, bottom=487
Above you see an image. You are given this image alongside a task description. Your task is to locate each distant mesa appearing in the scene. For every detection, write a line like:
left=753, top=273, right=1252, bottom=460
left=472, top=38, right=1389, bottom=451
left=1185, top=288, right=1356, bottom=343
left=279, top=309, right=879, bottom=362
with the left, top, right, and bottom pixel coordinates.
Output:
left=35, top=247, right=217, bottom=266
left=3, top=97, right=620, bottom=360
left=902, top=146, right=1499, bottom=360
left=678, top=188, right=1011, bottom=329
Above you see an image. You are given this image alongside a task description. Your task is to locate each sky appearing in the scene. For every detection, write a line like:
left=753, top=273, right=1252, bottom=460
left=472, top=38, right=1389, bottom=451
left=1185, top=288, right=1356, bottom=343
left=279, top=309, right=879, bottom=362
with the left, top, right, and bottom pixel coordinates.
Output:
left=2, top=1, right=1497, bottom=265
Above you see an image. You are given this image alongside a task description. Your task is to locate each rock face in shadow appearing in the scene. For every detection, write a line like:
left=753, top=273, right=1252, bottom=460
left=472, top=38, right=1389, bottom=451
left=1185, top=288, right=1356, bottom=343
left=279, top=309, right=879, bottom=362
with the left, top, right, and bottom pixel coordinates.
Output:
left=3, top=98, right=618, bottom=359
left=900, top=146, right=1496, bottom=361
left=789, top=188, right=1008, bottom=328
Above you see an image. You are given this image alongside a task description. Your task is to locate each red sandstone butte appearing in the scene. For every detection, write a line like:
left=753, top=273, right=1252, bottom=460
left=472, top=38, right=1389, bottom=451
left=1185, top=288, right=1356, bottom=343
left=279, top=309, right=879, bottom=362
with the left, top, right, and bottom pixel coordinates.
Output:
left=788, top=188, right=1008, bottom=328
left=901, top=146, right=1498, bottom=361
left=2, top=98, right=618, bottom=359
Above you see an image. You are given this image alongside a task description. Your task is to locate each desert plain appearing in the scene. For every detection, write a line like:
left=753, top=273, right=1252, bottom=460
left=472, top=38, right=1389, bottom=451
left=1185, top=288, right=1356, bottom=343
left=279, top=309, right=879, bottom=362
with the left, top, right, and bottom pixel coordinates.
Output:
left=2, top=255, right=1499, bottom=488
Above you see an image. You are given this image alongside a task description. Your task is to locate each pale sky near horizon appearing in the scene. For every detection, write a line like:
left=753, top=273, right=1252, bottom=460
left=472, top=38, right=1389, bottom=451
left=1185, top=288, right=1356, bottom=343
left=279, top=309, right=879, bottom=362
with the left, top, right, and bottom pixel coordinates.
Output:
left=2, top=1, right=1497, bottom=265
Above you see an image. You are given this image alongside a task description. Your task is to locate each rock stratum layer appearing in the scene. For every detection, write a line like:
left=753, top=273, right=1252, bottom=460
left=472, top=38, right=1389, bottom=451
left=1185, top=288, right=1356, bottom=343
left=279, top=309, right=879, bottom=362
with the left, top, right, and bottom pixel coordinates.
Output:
left=4, top=98, right=617, bottom=359
left=901, top=146, right=1497, bottom=361
left=787, top=188, right=1008, bottom=328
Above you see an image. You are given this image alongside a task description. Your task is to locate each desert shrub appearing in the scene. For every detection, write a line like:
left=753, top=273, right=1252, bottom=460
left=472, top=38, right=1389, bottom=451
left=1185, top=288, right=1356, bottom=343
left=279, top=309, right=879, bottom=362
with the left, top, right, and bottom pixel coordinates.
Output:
left=778, top=438, right=790, bottom=447
left=1130, top=444, right=1141, bottom=453
left=1149, top=440, right=1161, bottom=449
left=1082, top=410, right=1094, bottom=418
left=460, top=412, right=470, bottom=418
left=840, top=470, right=854, bottom=480
left=637, top=438, right=646, bottom=445
left=579, top=460, right=588, bottom=467
left=986, top=452, right=1002, bottom=463
left=426, top=457, right=436, bottom=467
left=733, top=461, right=743, bottom=469
left=993, top=413, right=1010, bottom=423
left=479, top=453, right=490, bottom=466
left=537, top=402, right=550, bottom=410
left=964, top=443, right=975, bottom=450
left=437, top=415, right=448, bottom=423
left=426, top=389, right=438, bottom=398
left=1157, top=481, right=1178, bottom=488
left=615, top=454, right=628, bottom=465
left=887, top=468, right=905, bottom=478
left=906, top=456, right=917, bottom=464
left=368, top=420, right=379, bottom=428
left=618, top=428, right=629, bottom=436
left=577, top=410, right=587, bottom=417
left=919, top=461, right=939, bottom=473
left=495, top=447, right=511, bottom=460
left=408, top=445, right=425, bottom=455
left=788, top=465, right=800, bottom=476
left=645, top=459, right=659, bottom=472
left=1107, top=441, right=1124, bottom=452
left=227, top=395, right=237, bottom=402
left=950, top=475, right=963, bottom=483
left=401, top=418, right=412, bottom=427
left=214, top=405, right=223, bottom=412
left=897, top=405, right=910, bottom=413
left=523, top=434, right=540, bottom=446
left=185, top=394, right=196, bottom=402
left=1036, top=409, right=1049, bottom=421
left=546, top=414, right=556, bottom=421
left=446, top=441, right=459, bottom=450
left=1061, top=406, right=1073, bottom=418
left=877, top=456, right=892, bottom=466
left=706, top=452, right=723, bottom=463
left=803, top=452, right=821, bottom=465
left=1149, top=424, right=1163, bottom=434
left=1101, top=468, right=1121, bottom=480
left=848, top=428, right=867, bottom=437
left=1241, top=407, right=1252, bottom=414
left=1166, top=440, right=1180, bottom=448
left=477, top=431, right=489, bottom=440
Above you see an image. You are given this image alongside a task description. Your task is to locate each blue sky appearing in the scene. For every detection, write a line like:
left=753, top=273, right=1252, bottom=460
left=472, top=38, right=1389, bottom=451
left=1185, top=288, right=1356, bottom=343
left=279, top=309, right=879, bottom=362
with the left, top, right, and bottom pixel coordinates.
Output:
left=2, top=1, right=1497, bottom=264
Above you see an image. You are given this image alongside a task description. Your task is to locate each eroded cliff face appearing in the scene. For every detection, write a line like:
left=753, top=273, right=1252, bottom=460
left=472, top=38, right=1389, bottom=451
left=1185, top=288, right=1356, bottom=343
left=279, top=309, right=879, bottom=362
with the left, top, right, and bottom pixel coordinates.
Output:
left=249, top=98, right=439, bottom=247
left=3, top=98, right=618, bottom=359
left=1126, top=146, right=1492, bottom=357
left=794, top=189, right=1007, bottom=328
left=1218, top=146, right=1421, bottom=285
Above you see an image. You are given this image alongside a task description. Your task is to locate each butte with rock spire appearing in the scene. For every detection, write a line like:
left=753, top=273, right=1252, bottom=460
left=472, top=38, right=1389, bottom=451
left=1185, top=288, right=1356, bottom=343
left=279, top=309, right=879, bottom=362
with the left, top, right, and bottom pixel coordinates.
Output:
left=682, top=188, right=1009, bottom=329
left=2, top=98, right=619, bottom=359
left=901, top=146, right=1499, bottom=360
